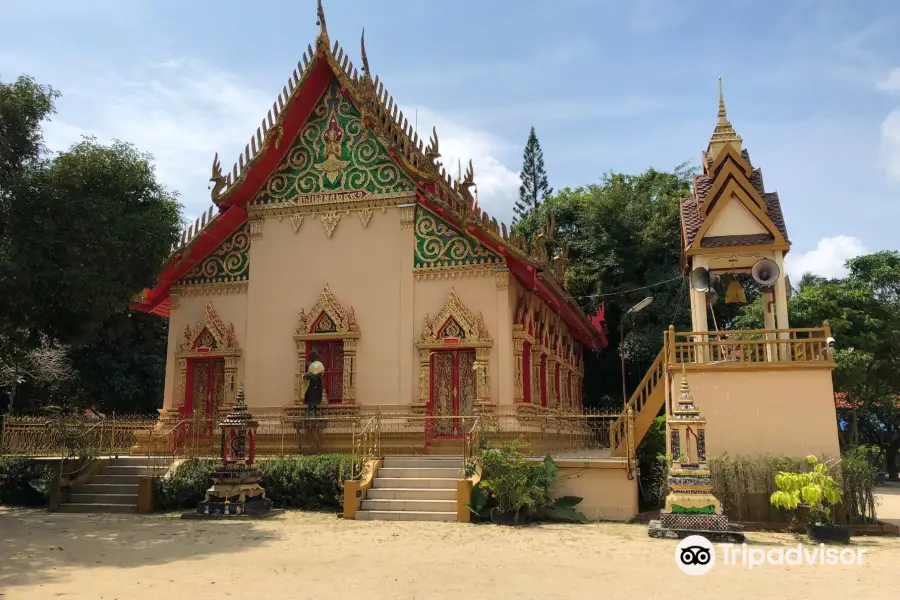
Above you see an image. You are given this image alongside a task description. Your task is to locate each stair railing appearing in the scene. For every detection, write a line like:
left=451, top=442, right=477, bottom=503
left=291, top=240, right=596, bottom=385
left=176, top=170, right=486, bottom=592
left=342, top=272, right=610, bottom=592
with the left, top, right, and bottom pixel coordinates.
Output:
left=611, top=345, right=667, bottom=455
left=352, top=415, right=380, bottom=480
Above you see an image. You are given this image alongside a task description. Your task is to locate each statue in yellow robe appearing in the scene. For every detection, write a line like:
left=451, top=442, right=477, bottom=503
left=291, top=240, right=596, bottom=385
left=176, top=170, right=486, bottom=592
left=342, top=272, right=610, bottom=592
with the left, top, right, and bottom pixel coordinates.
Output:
left=302, top=348, right=326, bottom=409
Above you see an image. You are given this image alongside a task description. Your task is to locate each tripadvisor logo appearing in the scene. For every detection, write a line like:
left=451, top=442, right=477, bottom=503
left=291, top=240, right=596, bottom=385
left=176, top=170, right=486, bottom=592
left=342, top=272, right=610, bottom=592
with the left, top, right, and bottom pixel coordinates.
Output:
left=675, top=535, right=865, bottom=575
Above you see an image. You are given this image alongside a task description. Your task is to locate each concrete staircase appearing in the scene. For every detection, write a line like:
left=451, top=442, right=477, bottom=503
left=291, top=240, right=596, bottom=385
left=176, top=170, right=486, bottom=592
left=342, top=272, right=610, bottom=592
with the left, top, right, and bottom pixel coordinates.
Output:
left=59, top=457, right=166, bottom=514
left=356, top=456, right=462, bottom=522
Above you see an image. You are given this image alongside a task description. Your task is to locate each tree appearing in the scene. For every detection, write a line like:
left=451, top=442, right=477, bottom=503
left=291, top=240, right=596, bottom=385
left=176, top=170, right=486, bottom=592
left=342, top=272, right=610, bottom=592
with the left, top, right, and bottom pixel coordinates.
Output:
left=0, top=74, right=183, bottom=413
left=514, top=126, right=552, bottom=223
left=0, top=335, right=75, bottom=411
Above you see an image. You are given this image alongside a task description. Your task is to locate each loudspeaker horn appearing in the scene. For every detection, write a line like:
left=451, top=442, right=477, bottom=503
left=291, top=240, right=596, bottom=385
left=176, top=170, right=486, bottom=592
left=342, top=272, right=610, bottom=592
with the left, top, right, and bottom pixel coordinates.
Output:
left=690, top=267, right=711, bottom=292
left=751, top=258, right=780, bottom=287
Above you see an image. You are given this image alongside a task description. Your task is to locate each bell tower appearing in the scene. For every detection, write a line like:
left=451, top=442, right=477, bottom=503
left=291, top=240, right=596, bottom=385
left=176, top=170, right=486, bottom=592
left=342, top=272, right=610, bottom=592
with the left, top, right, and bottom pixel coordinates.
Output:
left=679, top=78, right=792, bottom=357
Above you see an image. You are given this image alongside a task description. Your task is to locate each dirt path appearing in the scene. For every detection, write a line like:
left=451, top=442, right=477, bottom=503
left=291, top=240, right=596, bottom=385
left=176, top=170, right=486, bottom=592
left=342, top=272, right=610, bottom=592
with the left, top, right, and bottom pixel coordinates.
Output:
left=1, top=508, right=896, bottom=600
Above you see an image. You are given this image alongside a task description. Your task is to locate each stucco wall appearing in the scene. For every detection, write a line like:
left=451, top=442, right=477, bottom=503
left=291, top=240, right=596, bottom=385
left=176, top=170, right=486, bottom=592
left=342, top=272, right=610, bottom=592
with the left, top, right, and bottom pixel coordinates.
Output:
left=162, top=292, right=248, bottom=411
left=242, top=207, right=410, bottom=409
left=684, top=368, right=841, bottom=459
left=549, top=462, right=638, bottom=521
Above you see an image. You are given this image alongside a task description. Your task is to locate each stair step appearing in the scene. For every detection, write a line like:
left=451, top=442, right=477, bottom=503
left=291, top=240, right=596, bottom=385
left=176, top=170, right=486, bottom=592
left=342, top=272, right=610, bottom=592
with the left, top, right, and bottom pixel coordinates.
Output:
left=355, top=510, right=457, bottom=522
left=361, top=499, right=457, bottom=512
left=90, top=475, right=142, bottom=485
left=372, top=477, right=458, bottom=490
left=74, top=483, right=138, bottom=495
left=101, top=466, right=163, bottom=476
left=377, top=467, right=462, bottom=479
left=68, top=493, right=138, bottom=505
left=365, top=488, right=456, bottom=501
left=58, top=503, right=137, bottom=514
left=381, top=457, right=463, bottom=469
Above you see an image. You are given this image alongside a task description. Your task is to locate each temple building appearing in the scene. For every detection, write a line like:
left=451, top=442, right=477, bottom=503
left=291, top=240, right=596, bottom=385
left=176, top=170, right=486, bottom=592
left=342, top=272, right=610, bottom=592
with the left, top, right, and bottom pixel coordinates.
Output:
left=131, top=8, right=608, bottom=423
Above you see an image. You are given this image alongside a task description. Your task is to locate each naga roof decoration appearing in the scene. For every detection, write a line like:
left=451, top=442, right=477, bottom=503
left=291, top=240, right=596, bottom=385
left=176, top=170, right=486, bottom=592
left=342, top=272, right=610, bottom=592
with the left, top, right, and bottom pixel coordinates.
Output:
left=679, top=78, right=790, bottom=266
left=131, top=0, right=606, bottom=350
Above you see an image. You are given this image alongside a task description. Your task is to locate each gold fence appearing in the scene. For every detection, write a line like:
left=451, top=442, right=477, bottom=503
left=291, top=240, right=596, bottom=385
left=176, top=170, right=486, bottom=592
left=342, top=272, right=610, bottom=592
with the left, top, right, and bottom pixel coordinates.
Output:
left=1, top=406, right=628, bottom=469
left=668, top=324, right=835, bottom=366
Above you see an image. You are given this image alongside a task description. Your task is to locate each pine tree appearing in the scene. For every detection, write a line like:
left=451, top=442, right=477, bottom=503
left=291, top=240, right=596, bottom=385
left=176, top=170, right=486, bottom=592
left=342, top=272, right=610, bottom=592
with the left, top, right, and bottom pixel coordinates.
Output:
left=514, top=126, right=552, bottom=223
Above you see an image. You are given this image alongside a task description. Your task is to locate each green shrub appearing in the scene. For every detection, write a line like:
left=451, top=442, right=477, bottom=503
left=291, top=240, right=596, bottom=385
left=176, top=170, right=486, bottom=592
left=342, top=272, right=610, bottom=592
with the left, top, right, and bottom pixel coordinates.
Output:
left=0, top=457, right=53, bottom=507
left=152, top=459, right=218, bottom=511
left=770, top=455, right=843, bottom=526
left=468, top=440, right=587, bottom=524
left=653, top=450, right=879, bottom=524
left=151, top=454, right=355, bottom=512
left=259, top=454, right=354, bottom=510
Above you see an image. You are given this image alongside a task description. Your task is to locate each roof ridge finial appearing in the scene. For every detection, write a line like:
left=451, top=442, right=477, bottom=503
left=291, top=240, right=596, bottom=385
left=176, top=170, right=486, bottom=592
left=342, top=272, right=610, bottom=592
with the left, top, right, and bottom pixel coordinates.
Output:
left=717, top=76, right=727, bottom=123
left=360, top=27, right=370, bottom=77
left=316, top=0, right=327, bottom=36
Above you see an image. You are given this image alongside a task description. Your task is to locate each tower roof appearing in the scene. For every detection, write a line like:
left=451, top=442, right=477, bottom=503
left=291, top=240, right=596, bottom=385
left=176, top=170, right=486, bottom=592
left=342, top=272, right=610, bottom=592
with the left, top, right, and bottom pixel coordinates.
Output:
left=678, top=78, right=790, bottom=267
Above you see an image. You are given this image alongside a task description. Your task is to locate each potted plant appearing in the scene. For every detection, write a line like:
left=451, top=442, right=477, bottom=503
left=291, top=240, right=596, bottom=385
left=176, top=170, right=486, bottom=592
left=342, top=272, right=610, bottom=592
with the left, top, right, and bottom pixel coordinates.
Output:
left=770, top=455, right=849, bottom=543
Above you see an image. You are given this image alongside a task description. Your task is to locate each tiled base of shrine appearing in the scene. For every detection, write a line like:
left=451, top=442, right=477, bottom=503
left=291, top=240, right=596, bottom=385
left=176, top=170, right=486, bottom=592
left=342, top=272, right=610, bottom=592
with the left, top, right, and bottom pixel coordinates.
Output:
left=648, top=517, right=746, bottom=543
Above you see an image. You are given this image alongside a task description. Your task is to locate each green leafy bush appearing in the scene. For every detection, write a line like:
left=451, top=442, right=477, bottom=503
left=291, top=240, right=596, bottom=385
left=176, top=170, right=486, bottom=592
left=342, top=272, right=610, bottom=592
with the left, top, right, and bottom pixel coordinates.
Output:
left=152, top=459, right=217, bottom=511
left=770, top=456, right=843, bottom=526
left=151, top=454, right=355, bottom=512
left=636, top=416, right=667, bottom=510
left=259, top=454, right=354, bottom=510
left=0, top=457, right=53, bottom=507
left=467, top=440, right=587, bottom=524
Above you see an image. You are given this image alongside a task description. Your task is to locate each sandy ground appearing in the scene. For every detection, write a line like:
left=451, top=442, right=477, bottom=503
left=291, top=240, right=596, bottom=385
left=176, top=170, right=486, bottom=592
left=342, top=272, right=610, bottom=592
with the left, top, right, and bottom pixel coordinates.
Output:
left=1, top=506, right=898, bottom=600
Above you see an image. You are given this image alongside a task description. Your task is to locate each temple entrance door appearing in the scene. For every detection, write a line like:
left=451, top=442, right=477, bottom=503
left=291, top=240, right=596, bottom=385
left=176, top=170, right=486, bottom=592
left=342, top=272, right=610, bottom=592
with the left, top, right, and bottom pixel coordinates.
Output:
left=429, top=349, right=476, bottom=439
left=185, top=357, right=225, bottom=436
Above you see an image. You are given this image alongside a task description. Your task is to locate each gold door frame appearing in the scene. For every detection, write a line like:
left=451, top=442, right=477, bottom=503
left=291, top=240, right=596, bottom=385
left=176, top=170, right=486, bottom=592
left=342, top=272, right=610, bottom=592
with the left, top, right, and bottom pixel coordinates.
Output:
left=174, top=302, right=241, bottom=413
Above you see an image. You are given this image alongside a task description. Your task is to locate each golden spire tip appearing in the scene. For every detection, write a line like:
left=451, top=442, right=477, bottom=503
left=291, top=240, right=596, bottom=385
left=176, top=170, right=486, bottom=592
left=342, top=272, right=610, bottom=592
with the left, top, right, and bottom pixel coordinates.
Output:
left=316, top=0, right=327, bottom=34
left=717, top=76, right=727, bottom=121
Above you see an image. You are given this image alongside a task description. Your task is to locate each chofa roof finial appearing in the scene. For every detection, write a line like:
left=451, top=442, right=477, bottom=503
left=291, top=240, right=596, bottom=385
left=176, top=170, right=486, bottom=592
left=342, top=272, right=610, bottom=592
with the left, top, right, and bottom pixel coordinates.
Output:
left=316, top=0, right=327, bottom=35
left=360, top=27, right=370, bottom=77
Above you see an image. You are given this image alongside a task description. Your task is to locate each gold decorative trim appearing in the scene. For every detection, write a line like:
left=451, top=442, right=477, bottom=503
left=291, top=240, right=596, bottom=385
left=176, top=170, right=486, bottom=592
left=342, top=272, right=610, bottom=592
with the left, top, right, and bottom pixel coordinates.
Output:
left=174, top=302, right=242, bottom=410
left=248, top=191, right=416, bottom=219
left=416, top=289, right=493, bottom=406
left=321, top=211, right=341, bottom=238
left=169, top=291, right=182, bottom=309
left=495, top=268, right=510, bottom=291
left=248, top=217, right=265, bottom=241
left=358, top=208, right=373, bottom=228
left=413, top=265, right=495, bottom=281
left=290, top=213, right=304, bottom=232
left=170, top=282, right=249, bottom=297
left=398, top=204, right=416, bottom=229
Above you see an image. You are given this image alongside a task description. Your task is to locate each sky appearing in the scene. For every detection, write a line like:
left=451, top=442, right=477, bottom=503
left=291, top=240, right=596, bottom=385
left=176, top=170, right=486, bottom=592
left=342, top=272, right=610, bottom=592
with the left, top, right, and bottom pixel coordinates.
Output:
left=1, top=0, right=898, bottom=282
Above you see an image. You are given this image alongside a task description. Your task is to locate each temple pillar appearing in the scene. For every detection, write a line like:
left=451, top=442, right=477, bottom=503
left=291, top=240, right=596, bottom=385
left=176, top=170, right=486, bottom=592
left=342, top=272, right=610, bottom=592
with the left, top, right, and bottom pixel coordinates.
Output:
left=773, top=250, right=791, bottom=360
left=512, top=332, right=526, bottom=404
left=398, top=211, right=416, bottom=404
left=531, top=347, right=542, bottom=407
left=495, top=268, right=513, bottom=407
left=688, top=256, right=709, bottom=363
left=762, top=288, right=777, bottom=361
left=559, top=364, right=570, bottom=408
left=547, top=359, right=558, bottom=408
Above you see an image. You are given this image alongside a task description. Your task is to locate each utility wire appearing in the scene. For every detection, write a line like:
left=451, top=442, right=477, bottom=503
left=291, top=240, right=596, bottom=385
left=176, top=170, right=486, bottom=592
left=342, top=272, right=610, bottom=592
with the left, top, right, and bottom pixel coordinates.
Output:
left=565, top=275, right=684, bottom=301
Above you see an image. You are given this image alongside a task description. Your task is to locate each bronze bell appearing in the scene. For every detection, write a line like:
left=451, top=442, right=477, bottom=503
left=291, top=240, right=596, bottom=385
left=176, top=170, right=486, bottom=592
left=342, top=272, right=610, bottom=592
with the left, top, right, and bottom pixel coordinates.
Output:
left=725, top=279, right=747, bottom=304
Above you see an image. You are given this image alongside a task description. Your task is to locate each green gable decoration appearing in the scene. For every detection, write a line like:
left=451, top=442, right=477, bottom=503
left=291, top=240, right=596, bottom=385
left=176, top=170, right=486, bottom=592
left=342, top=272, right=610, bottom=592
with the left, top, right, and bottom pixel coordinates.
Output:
left=414, top=207, right=503, bottom=270
left=252, top=77, right=415, bottom=207
left=178, top=224, right=250, bottom=286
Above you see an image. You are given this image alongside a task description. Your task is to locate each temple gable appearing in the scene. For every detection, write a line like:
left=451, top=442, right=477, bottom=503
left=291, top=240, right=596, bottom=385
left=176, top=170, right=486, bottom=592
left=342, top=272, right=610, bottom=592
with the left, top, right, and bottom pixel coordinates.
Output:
left=413, top=207, right=503, bottom=278
left=176, top=224, right=250, bottom=289
left=250, top=77, right=415, bottom=211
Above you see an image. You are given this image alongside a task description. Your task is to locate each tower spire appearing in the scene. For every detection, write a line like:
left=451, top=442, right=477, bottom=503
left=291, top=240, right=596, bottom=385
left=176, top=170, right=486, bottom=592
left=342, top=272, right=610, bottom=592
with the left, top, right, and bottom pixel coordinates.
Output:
left=315, top=0, right=329, bottom=51
left=708, top=76, right=742, bottom=159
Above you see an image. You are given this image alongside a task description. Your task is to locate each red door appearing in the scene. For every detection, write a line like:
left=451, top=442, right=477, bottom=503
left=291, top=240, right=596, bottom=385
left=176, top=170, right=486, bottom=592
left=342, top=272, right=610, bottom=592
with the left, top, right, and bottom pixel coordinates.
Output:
left=429, top=350, right=476, bottom=437
left=185, top=358, right=225, bottom=432
left=307, top=340, right=345, bottom=404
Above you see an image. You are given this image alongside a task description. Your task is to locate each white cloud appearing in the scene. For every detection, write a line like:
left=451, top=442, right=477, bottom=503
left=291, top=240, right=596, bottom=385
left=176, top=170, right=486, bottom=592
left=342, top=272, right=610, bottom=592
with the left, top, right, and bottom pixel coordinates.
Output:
left=414, top=109, right=520, bottom=226
left=40, top=59, right=522, bottom=227
left=879, top=109, right=900, bottom=182
left=784, top=236, right=869, bottom=281
left=876, top=67, right=900, bottom=92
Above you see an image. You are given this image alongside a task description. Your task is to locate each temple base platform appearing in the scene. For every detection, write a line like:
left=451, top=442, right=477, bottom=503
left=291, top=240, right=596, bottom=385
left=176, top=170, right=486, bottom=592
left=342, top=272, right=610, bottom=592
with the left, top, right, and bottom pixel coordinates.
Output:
left=183, top=502, right=281, bottom=520
left=648, top=517, right=746, bottom=543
